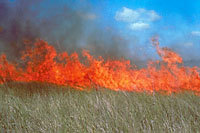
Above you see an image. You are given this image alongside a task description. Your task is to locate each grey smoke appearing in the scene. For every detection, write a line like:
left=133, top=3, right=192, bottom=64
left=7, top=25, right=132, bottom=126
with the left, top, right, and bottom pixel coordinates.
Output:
left=0, top=0, right=146, bottom=68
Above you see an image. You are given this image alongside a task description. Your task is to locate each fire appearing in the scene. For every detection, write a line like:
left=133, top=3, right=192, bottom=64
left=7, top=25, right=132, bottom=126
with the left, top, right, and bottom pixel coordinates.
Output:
left=0, top=39, right=200, bottom=95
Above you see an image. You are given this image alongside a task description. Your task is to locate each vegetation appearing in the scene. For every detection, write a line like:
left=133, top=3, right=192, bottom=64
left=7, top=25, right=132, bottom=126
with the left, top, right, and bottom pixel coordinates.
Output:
left=0, top=83, right=200, bottom=132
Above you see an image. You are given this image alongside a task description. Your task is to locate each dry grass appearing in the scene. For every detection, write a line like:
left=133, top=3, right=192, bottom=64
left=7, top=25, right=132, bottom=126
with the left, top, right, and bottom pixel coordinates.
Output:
left=0, top=83, right=200, bottom=132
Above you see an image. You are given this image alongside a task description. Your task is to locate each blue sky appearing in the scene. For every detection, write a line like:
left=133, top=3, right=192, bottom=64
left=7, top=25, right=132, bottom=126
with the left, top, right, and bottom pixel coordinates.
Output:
left=91, top=0, right=200, bottom=36
left=86, top=0, right=200, bottom=59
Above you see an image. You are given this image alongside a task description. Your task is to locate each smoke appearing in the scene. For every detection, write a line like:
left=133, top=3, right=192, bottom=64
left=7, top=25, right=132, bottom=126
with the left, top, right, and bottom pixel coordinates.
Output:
left=0, top=0, right=41, bottom=57
left=0, top=0, right=142, bottom=63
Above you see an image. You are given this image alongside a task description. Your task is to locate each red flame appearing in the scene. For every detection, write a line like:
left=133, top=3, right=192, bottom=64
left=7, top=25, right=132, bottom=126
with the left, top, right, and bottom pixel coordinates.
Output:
left=0, top=39, right=200, bottom=95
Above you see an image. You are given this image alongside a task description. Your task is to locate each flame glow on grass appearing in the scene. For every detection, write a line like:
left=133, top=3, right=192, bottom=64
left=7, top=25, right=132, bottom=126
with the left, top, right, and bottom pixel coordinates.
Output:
left=0, top=39, right=200, bottom=95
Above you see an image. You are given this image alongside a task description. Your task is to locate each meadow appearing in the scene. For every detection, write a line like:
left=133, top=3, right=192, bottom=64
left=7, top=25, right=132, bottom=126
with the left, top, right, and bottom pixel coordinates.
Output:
left=0, top=83, right=200, bottom=132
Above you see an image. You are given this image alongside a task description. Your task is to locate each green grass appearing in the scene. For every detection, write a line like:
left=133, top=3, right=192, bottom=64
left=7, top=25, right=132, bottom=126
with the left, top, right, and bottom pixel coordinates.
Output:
left=0, top=83, right=200, bottom=132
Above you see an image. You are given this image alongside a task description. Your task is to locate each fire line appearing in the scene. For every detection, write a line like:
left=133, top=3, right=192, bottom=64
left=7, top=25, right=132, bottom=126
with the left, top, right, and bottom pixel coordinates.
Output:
left=0, top=39, right=200, bottom=95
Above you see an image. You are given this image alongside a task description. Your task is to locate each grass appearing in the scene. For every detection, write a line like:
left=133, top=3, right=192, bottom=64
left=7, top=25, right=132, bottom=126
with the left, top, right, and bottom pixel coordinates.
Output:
left=0, top=83, right=200, bottom=132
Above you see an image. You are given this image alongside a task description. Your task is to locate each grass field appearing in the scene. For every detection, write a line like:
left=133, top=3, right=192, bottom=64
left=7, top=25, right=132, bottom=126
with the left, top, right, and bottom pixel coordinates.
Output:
left=0, top=83, right=200, bottom=132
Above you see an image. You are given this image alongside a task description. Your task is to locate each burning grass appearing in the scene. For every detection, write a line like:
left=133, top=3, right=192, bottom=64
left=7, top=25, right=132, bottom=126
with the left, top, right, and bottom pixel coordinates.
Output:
left=0, top=84, right=200, bottom=132
left=0, top=39, right=200, bottom=95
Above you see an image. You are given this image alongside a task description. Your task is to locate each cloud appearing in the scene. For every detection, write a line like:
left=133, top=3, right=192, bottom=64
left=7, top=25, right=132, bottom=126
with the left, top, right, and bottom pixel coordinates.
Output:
left=115, top=7, right=160, bottom=22
left=191, top=31, right=200, bottom=36
left=115, top=7, right=140, bottom=22
left=129, top=22, right=149, bottom=30
left=115, top=7, right=160, bottom=30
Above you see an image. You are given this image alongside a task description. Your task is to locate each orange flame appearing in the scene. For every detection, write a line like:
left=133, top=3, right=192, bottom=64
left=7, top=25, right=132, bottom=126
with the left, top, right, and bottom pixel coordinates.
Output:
left=0, top=39, right=200, bottom=95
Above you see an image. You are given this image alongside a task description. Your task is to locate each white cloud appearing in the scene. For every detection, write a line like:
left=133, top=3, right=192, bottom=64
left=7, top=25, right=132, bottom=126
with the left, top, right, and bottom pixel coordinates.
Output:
left=191, top=31, right=200, bottom=36
left=129, top=22, right=150, bottom=30
left=146, top=10, right=161, bottom=21
left=115, top=7, right=160, bottom=23
left=115, top=7, right=161, bottom=31
left=115, top=7, right=140, bottom=22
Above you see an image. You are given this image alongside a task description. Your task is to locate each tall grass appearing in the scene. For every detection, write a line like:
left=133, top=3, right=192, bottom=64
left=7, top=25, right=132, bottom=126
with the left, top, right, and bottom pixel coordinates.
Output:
left=0, top=83, right=200, bottom=132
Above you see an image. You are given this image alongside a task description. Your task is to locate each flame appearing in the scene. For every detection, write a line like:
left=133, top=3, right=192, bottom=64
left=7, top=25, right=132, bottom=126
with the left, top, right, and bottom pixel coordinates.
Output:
left=0, top=39, right=200, bottom=95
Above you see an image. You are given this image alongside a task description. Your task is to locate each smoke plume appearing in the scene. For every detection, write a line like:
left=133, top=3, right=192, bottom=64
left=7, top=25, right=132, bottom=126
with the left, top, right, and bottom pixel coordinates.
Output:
left=0, top=0, right=141, bottom=63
